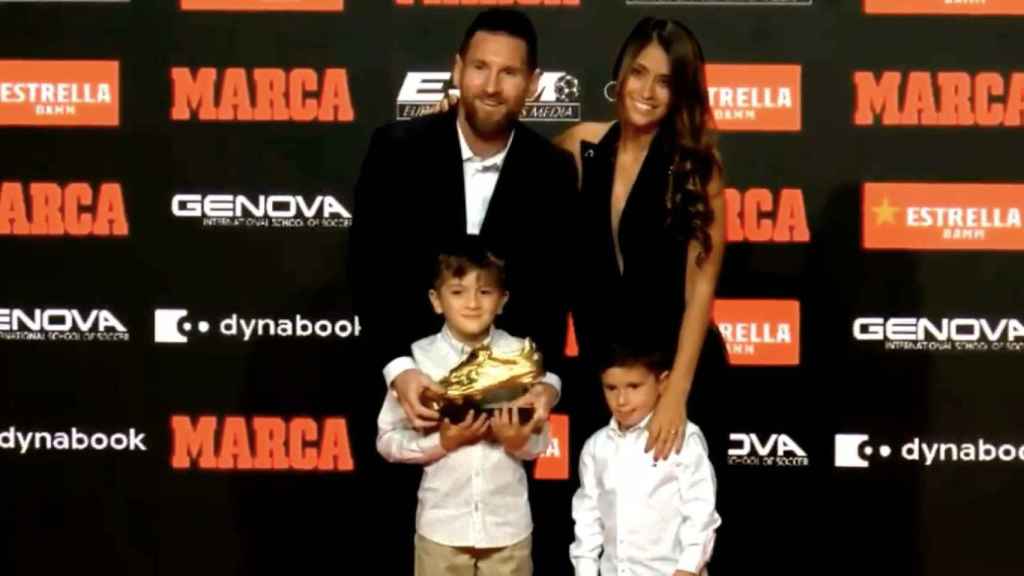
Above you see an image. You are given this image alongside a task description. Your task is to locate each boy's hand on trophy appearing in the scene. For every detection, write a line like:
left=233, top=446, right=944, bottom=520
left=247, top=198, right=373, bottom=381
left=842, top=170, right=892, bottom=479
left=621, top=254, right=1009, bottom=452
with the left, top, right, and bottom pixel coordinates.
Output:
left=393, top=368, right=444, bottom=428
left=492, top=404, right=542, bottom=454
left=440, top=410, right=490, bottom=453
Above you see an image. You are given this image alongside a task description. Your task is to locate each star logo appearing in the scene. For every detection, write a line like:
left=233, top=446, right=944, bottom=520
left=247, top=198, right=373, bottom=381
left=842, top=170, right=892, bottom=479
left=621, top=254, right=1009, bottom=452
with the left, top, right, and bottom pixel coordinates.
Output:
left=872, top=196, right=900, bottom=225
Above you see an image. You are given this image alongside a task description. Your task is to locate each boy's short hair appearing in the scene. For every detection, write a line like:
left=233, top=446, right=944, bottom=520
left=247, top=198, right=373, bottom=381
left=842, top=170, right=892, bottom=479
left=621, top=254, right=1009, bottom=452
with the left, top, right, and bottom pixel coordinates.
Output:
left=459, top=8, right=539, bottom=71
left=432, top=236, right=507, bottom=291
left=596, top=341, right=671, bottom=377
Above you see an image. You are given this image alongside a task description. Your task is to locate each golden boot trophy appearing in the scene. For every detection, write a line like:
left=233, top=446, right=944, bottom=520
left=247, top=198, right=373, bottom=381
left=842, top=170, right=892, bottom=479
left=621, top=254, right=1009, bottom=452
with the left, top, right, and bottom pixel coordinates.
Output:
left=423, top=339, right=544, bottom=423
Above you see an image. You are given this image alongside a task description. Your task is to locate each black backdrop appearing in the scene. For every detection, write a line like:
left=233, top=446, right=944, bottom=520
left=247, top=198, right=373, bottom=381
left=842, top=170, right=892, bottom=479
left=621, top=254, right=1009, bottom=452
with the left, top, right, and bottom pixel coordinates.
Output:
left=3, top=1, right=1023, bottom=574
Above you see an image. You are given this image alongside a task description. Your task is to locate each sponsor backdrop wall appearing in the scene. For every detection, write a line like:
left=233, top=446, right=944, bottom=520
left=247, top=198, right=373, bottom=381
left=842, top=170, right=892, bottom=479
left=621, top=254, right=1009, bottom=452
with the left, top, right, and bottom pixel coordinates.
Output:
left=3, top=1, right=1023, bottom=575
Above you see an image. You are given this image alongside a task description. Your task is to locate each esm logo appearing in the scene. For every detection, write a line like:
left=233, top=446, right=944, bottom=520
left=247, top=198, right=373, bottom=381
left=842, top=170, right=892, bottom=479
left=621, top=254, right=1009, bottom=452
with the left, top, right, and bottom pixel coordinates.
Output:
left=396, top=71, right=580, bottom=121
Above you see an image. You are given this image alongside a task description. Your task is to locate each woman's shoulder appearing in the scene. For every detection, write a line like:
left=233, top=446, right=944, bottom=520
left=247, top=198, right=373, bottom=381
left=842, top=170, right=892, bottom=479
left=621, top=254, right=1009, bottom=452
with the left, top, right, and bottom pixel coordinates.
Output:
left=554, top=121, right=614, bottom=150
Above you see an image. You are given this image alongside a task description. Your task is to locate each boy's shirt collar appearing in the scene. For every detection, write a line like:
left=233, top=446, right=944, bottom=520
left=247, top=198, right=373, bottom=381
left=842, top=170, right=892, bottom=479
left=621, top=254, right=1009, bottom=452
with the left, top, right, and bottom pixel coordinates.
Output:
left=608, top=412, right=654, bottom=438
left=440, top=324, right=495, bottom=357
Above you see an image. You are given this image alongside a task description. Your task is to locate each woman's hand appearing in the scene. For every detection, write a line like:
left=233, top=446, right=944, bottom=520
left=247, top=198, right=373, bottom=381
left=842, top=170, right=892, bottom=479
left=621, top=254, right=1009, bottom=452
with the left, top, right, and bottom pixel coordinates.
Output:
left=644, top=373, right=689, bottom=461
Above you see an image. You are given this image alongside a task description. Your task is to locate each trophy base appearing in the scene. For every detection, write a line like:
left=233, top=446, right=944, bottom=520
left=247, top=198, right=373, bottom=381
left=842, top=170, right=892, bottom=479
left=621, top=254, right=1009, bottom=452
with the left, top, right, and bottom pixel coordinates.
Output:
left=439, top=402, right=534, bottom=424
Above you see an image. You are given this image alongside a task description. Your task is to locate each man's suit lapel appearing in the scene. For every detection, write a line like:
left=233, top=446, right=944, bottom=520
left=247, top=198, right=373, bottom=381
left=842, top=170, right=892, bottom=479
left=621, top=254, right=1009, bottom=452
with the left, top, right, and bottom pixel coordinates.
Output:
left=439, top=110, right=467, bottom=234
left=479, top=124, right=524, bottom=240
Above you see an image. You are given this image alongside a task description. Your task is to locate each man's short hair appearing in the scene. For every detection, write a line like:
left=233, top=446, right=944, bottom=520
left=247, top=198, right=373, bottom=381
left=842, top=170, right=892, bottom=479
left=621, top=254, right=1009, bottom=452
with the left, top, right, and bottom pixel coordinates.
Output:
left=596, top=341, right=671, bottom=377
left=459, top=8, right=539, bottom=71
left=432, top=236, right=507, bottom=291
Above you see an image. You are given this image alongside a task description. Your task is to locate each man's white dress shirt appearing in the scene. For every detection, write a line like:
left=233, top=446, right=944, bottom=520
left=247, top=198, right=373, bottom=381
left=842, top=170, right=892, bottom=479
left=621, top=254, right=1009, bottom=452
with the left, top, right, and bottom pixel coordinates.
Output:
left=377, top=325, right=550, bottom=548
left=570, top=415, right=721, bottom=576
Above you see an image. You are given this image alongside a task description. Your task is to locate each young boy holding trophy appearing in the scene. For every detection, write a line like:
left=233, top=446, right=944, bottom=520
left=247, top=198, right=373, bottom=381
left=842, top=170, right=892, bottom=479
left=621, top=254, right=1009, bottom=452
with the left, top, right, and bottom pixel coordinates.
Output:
left=376, top=237, right=552, bottom=576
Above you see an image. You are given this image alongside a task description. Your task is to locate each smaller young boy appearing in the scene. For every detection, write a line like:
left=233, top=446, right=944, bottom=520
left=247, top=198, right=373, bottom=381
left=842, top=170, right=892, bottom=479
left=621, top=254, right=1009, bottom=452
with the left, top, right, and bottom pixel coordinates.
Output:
left=569, top=343, right=721, bottom=576
left=377, top=239, right=553, bottom=576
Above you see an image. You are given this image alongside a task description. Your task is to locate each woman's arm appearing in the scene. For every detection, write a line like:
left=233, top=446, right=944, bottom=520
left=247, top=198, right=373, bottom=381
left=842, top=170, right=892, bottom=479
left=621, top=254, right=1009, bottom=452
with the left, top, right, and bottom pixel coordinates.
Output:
left=646, top=170, right=726, bottom=461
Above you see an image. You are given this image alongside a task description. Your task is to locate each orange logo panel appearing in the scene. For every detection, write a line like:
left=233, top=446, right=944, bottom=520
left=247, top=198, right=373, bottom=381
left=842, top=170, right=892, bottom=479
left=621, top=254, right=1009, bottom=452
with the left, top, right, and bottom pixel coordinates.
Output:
left=0, top=60, right=119, bottom=127
left=864, top=0, right=1024, bottom=15
left=181, top=0, right=343, bottom=10
left=712, top=299, right=800, bottom=366
left=705, top=64, right=801, bottom=132
left=534, top=413, right=569, bottom=480
left=863, top=182, right=1024, bottom=251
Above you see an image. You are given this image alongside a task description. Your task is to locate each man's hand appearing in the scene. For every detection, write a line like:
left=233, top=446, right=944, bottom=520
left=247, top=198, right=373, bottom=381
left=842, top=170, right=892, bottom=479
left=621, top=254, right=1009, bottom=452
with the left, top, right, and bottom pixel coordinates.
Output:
left=439, top=410, right=490, bottom=453
left=672, top=571, right=697, bottom=576
left=491, top=404, right=542, bottom=455
left=392, top=368, right=445, bottom=428
left=514, top=382, right=557, bottom=431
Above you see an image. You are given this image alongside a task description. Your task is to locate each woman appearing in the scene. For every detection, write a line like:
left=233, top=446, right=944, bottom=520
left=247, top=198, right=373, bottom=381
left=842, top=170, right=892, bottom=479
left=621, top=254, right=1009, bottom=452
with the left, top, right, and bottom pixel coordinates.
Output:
left=555, top=17, right=727, bottom=461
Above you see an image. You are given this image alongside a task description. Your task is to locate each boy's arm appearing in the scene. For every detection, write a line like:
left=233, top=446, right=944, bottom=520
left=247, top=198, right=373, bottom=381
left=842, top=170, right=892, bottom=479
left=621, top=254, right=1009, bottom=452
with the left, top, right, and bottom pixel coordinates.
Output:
left=673, top=429, right=722, bottom=575
left=376, top=392, right=446, bottom=465
left=569, top=438, right=603, bottom=576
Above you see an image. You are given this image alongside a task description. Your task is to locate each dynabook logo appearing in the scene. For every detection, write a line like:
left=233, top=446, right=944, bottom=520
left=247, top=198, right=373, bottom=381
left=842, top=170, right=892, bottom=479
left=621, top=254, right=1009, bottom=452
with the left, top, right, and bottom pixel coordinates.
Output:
left=396, top=72, right=580, bottom=121
left=725, top=188, right=809, bottom=243
left=705, top=64, right=801, bottom=131
left=534, top=413, right=569, bottom=480
left=852, top=317, right=1024, bottom=353
left=0, top=182, right=128, bottom=237
left=181, top=0, right=343, bottom=10
left=395, top=0, right=579, bottom=6
left=171, top=67, right=354, bottom=123
left=0, top=308, right=129, bottom=342
left=863, top=183, right=1023, bottom=250
left=864, top=0, right=1024, bottom=15
left=171, top=191, right=351, bottom=229
left=0, top=426, right=146, bottom=454
left=712, top=299, right=800, bottom=366
left=154, top=309, right=361, bottom=343
left=171, top=415, right=353, bottom=471
left=854, top=71, right=1024, bottom=127
left=835, top=434, right=1024, bottom=468
left=728, top=433, right=809, bottom=467
left=0, top=60, right=118, bottom=127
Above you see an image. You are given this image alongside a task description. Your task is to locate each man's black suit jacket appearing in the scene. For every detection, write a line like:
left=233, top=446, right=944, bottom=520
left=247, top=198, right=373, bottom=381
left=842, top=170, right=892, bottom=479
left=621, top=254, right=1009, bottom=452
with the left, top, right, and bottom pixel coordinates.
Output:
left=351, top=109, right=578, bottom=385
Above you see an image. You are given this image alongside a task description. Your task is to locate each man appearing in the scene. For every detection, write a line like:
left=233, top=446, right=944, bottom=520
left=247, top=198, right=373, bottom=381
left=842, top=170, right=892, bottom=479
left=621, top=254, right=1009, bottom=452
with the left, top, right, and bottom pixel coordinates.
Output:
left=352, top=9, right=577, bottom=432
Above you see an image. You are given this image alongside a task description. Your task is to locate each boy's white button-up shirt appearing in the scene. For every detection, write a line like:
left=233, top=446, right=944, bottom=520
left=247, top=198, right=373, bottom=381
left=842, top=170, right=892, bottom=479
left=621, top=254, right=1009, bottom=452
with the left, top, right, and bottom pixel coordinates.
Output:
left=570, top=415, right=721, bottom=576
left=376, top=325, right=551, bottom=548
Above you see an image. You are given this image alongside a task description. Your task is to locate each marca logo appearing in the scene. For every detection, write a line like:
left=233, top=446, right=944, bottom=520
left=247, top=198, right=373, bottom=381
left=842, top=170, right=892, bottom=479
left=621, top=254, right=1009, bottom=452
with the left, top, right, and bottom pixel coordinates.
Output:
left=181, top=0, right=343, bottom=11
left=864, top=0, right=1024, bottom=15
left=854, top=71, right=1024, bottom=127
left=396, top=71, right=581, bottom=121
left=534, top=413, right=569, bottom=480
left=171, top=415, right=353, bottom=472
left=863, top=182, right=1024, bottom=250
left=0, top=426, right=146, bottom=454
left=835, top=434, right=1024, bottom=468
left=725, top=187, right=809, bottom=243
left=395, top=0, right=579, bottom=6
left=171, top=191, right=351, bottom=229
left=0, top=182, right=128, bottom=237
left=0, top=60, right=118, bottom=126
left=728, top=433, right=809, bottom=467
left=171, top=67, right=354, bottom=123
left=0, top=308, right=129, bottom=342
left=154, top=309, right=361, bottom=343
left=712, top=299, right=800, bottom=366
left=853, top=316, right=1024, bottom=352
left=705, top=64, right=801, bottom=131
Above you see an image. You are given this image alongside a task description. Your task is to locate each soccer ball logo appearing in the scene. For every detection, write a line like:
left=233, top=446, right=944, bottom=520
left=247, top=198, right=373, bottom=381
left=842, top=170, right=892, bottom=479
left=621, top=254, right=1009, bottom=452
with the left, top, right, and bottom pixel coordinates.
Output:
left=554, top=74, right=580, bottom=103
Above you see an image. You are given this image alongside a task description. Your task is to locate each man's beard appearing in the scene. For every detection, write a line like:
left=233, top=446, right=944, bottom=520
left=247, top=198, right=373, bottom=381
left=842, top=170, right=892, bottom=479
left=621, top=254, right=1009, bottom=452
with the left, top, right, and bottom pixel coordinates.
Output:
left=463, top=97, right=520, bottom=140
